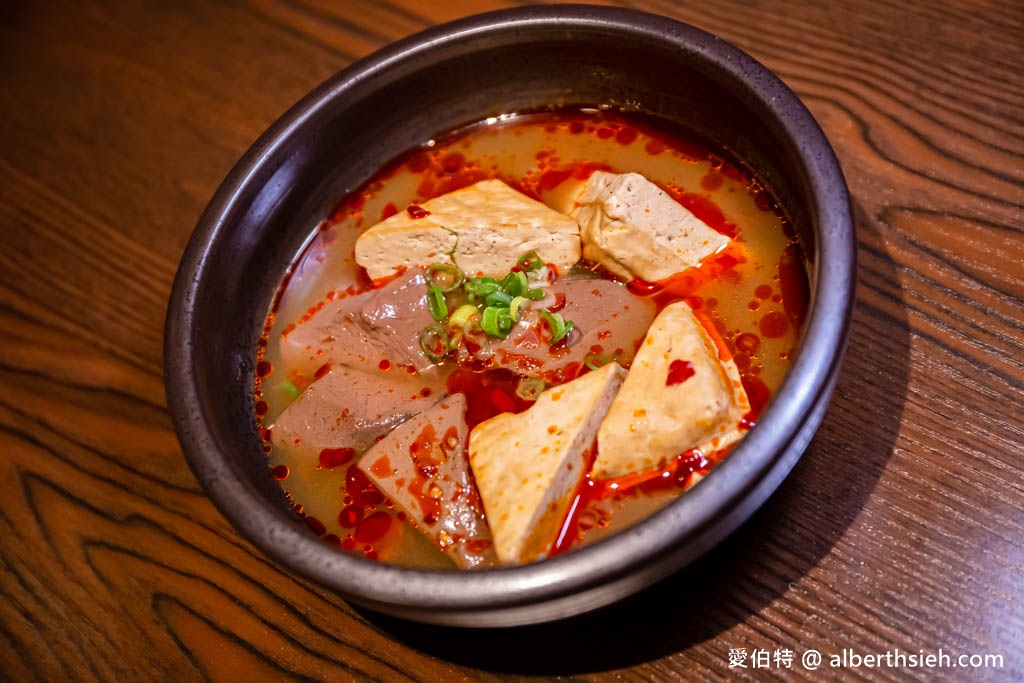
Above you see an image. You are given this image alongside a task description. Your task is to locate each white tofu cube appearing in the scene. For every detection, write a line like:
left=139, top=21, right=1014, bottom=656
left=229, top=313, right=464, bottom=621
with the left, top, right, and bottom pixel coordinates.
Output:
left=355, top=179, right=581, bottom=280
left=468, top=362, right=626, bottom=564
left=593, top=301, right=751, bottom=479
left=569, top=171, right=729, bottom=281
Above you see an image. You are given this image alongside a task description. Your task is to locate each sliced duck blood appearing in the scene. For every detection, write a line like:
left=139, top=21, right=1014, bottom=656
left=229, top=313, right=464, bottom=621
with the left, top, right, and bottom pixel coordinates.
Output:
left=281, top=268, right=439, bottom=375
left=356, top=394, right=496, bottom=569
left=481, top=278, right=655, bottom=380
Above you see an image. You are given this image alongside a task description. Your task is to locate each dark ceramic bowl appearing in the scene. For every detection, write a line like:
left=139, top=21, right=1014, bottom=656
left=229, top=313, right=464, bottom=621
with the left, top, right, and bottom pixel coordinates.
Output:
left=165, top=6, right=855, bottom=627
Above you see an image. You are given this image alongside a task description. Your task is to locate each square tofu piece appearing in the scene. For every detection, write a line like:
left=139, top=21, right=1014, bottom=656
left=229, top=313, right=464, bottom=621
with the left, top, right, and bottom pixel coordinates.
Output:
left=357, top=394, right=497, bottom=569
left=468, top=362, right=626, bottom=564
left=593, top=301, right=751, bottom=480
left=355, top=179, right=581, bottom=280
left=569, top=171, right=729, bottom=282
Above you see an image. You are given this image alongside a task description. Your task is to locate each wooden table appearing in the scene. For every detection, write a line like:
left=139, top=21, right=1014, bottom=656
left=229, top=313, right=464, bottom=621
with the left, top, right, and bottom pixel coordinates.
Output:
left=2, top=1, right=1021, bottom=680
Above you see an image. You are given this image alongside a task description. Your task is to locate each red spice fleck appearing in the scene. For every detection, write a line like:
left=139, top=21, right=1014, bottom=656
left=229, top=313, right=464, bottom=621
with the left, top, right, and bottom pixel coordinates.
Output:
left=270, top=465, right=289, bottom=481
left=645, top=139, right=665, bottom=155
left=779, top=243, right=810, bottom=329
left=407, top=151, right=431, bottom=173
left=256, top=360, right=273, bottom=378
left=341, top=537, right=357, bottom=551
left=700, top=172, right=724, bottom=191
left=597, top=329, right=612, bottom=340
left=739, top=375, right=772, bottom=429
left=378, top=359, right=391, bottom=371
left=490, top=388, right=516, bottom=414
left=339, top=506, right=363, bottom=528
left=466, top=538, right=493, bottom=555
left=381, top=202, right=398, bottom=220
left=755, top=284, right=773, bottom=300
left=254, top=400, right=268, bottom=416
left=369, top=455, right=392, bottom=479
left=539, top=168, right=573, bottom=190
left=446, top=367, right=534, bottom=427
left=314, top=363, right=331, bottom=380
left=441, top=152, right=465, bottom=174
left=627, top=278, right=662, bottom=296
left=759, top=311, right=789, bottom=339
left=304, top=516, right=326, bottom=536
left=596, top=126, right=615, bottom=139
left=615, top=127, right=638, bottom=145
left=666, top=360, right=695, bottom=385
left=354, top=512, right=392, bottom=544
left=319, top=447, right=356, bottom=469
left=420, top=387, right=432, bottom=398
left=735, top=332, right=761, bottom=354
left=346, top=466, right=384, bottom=507
left=546, top=293, right=567, bottom=313
left=569, top=120, right=585, bottom=134
left=407, top=205, right=430, bottom=219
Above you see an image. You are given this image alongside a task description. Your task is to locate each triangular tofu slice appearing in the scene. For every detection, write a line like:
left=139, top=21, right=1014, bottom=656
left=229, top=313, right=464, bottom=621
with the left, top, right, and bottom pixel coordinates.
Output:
left=357, top=394, right=496, bottom=569
left=468, top=362, right=626, bottom=564
left=355, top=179, right=581, bottom=280
left=567, top=171, right=730, bottom=282
left=594, top=301, right=751, bottom=480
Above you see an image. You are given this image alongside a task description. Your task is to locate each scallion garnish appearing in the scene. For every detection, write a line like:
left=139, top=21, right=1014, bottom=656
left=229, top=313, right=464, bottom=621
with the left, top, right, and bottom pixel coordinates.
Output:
left=426, top=263, right=465, bottom=291
left=485, top=290, right=513, bottom=308
left=524, top=287, right=546, bottom=301
left=427, top=284, right=448, bottom=321
left=509, top=296, right=529, bottom=322
left=418, top=253, right=575, bottom=360
left=540, top=309, right=573, bottom=343
left=516, top=251, right=544, bottom=272
left=418, top=325, right=450, bottom=362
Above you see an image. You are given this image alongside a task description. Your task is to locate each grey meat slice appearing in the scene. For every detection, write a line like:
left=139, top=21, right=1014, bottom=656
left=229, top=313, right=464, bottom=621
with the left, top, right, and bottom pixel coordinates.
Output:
left=357, top=394, right=496, bottom=569
left=483, top=278, right=656, bottom=375
left=281, top=268, right=435, bottom=375
left=270, top=365, right=440, bottom=461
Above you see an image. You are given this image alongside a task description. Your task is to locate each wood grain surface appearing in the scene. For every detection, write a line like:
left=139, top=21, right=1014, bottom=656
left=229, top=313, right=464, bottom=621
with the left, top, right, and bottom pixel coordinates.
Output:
left=1, top=0, right=1021, bottom=680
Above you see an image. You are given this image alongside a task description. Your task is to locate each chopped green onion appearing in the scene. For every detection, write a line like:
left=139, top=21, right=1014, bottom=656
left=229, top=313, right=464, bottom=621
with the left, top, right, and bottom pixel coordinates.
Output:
left=448, top=304, right=478, bottom=330
left=515, top=377, right=547, bottom=401
left=501, top=270, right=529, bottom=297
left=466, top=276, right=500, bottom=297
left=280, top=380, right=299, bottom=399
left=496, top=309, right=513, bottom=334
left=480, top=306, right=502, bottom=338
left=524, top=287, right=546, bottom=301
left=418, top=325, right=450, bottom=362
left=516, top=251, right=544, bottom=272
left=427, top=284, right=448, bottom=321
left=584, top=352, right=610, bottom=370
left=485, top=290, right=513, bottom=307
left=426, top=263, right=464, bottom=291
left=540, top=310, right=573, bottom=344
left=509, top=296, right=530, bottom=322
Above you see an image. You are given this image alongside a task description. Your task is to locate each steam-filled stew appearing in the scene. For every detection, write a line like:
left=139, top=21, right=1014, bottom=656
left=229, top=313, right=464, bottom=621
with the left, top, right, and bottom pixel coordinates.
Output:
left=254, top=109, right=809, bottom=568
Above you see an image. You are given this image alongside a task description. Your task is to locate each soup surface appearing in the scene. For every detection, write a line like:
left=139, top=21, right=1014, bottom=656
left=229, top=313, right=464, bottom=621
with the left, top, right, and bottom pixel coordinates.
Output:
left=254, top=109, right=808, bottom=569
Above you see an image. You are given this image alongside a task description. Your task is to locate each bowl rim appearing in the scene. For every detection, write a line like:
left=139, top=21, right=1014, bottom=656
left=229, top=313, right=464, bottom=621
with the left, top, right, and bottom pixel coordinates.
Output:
left=165, top=4, right=855, bottom=626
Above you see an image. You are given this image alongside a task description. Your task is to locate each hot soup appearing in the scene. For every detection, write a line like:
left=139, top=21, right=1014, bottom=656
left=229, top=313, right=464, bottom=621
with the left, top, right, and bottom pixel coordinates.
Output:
left=254, top=109, right=808, bottom=569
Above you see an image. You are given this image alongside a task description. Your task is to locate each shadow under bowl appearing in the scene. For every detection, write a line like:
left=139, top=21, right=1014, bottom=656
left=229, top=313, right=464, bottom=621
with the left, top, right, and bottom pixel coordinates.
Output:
left=165, top=5, right=855, bottom=627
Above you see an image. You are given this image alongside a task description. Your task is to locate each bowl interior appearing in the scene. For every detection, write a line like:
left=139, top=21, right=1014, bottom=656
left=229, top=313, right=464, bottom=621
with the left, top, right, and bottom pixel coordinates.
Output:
left=167, top=6, right=852, bottom=626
